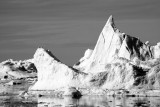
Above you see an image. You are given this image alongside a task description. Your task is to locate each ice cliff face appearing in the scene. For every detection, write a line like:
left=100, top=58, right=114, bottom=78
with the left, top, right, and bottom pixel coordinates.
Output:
left=30, top=15, right=160, bottom=93
left=74, top=16, right=158, bottom=73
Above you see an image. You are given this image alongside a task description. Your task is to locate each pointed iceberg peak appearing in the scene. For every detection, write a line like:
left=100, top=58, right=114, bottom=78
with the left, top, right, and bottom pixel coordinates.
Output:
left=105, top=15, right=116, bottom=30
left=34, top=47, right=60, bottom=62
left=107, top=15, right=114, bottom=24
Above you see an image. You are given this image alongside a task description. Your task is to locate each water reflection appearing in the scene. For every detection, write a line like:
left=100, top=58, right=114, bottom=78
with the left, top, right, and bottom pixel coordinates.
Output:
left=38, top=96, right=111, bottom=107
left=0, top=95, right=37, bottom=107
left=1, top=95, right=160, bottom=107
left=37, top=96, right=160, bottom=107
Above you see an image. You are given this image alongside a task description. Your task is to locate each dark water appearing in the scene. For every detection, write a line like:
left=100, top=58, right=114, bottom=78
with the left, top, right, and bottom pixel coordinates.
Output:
left=1, top=95, right=160, bottom=107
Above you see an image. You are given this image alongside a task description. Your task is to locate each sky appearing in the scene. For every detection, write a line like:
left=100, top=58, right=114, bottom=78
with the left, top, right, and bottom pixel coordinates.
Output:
left=0, top=0, right=160, bottom=65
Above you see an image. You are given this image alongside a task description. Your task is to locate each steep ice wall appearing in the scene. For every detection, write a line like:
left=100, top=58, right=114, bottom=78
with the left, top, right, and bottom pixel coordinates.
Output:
left=152, top=42, right=160, bottom=59
left=74, top=16, right=155, bottom=73
left=74, top=16, right=123, bottom=72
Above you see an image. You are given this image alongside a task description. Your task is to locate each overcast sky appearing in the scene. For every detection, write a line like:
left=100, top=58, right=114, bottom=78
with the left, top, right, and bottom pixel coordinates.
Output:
left=0, top=0, right=160, bottom=65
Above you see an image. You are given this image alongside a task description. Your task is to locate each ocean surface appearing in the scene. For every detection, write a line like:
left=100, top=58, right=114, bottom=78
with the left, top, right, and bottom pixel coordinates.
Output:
left=1, top=94, right=160, bottom=107
left=0, top=79, right=160, bottom=107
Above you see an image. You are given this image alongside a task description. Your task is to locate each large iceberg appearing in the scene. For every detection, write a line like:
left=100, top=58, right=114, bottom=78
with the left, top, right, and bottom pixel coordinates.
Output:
left=26, top=16, right=160, bottom=95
